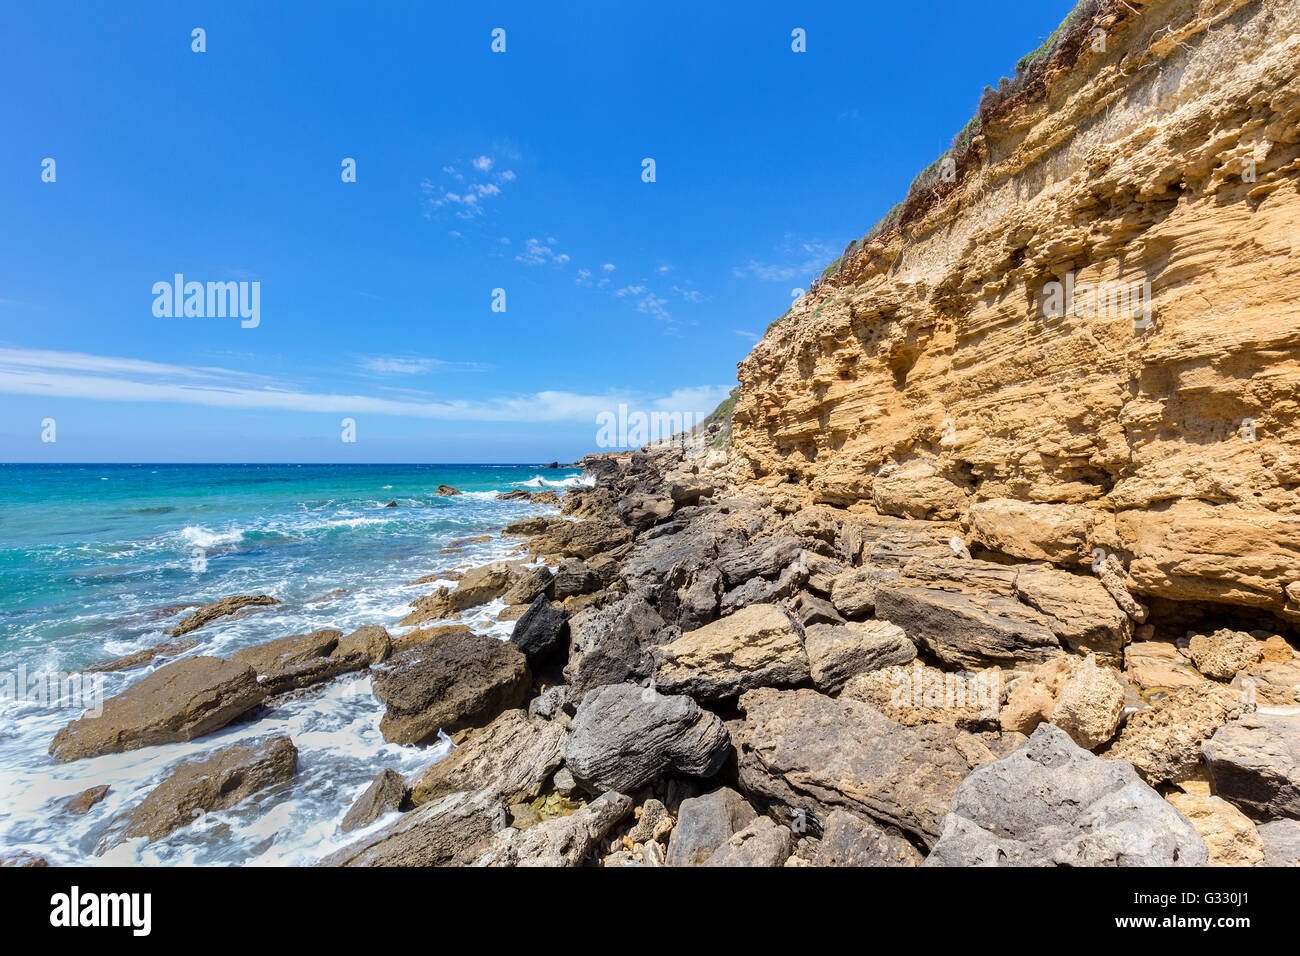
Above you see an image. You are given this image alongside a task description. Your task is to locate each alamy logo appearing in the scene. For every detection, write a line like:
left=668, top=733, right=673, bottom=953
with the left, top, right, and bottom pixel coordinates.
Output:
left=1040, top=272, right=1152, bottom=330
left=595, top=404, right=703, bottom=449
left=50, top=886, right=151, bottom=936
left=152, top=274, right=260, bottom=328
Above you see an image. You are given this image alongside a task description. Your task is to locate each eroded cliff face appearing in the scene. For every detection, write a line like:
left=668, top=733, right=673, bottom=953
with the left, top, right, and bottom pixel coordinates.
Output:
left=731, top=0, right=1300, bottom=623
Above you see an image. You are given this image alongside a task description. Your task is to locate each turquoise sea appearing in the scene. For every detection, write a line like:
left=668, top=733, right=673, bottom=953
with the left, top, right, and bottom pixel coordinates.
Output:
left=0, top=462, right=587, bottom=865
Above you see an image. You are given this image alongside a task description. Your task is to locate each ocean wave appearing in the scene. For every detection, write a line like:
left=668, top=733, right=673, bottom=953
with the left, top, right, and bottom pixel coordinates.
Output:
left=516, top=473, right=594, bottom=489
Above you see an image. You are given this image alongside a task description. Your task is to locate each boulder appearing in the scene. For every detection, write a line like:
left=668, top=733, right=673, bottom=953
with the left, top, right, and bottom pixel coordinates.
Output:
left=502, top=566, right=553, bottom=605
left=702, top=817, right=793, bottom=867
left=372, top=634, right=531, bottom=745
left=392, top=623, right=475, bottom=654
left=471, top=791, right=632, bottom=867
left=1187, top=629, right=1265, bottom=681
left=1165, top=793, right=1265, bottom=866
left=1107, top=684, right=1253, bottom=786
left=400, top=563, right=513, bottom=625
left=1050, top=654, right=1126, bottom=750
left=808, top=809, right=924, bottom=867
left=1257, top=819, right=1300, bottom=866
left=829, top=566, right=899, bottom=620
left=1202, top=709, right=1300, bottom=820
left=874, top=567, right=1061, bottom=669
left=653, top=604, right=808, bottom=701
left=336, top=625, right=392, bottom=664
left=50, top=656, right=266, bottom=762
left=496, top=489, right=531, bottom=501
left=341, top=769, right=407, bottom=832
left=229, top=628, right=369, bottom=695
left=734, top=687, right=995, bottom=847
left=925, top=724, right=1208, bottom=866
left=553, top=558, right=599, bottom=600
left=719, top=556, right=809, bottom=613
left=166, top=594, right=279, bottom=637
left=435, top=485, right=461, bottom=496
left=714, top=536, right=802, bottom=589
left=790, top=591, right=844, bottom=628
left=410, top=709, right=564, bottom=807
left=509, top=595, right=569, bottom=665
left=525, top=519, right=632, bottom=560
left=564, top=592, right=667, bottom=696
left=804, top=620, right=915, bottom=694
left=563, top=684, right=730, bottom=794
left=118, top=735, right=297, bottom=843
left=872, top=457, right=968, bottom=520
left=666, top=786, right=757, bottom=866
left=619, top=494, right=675, bottom=531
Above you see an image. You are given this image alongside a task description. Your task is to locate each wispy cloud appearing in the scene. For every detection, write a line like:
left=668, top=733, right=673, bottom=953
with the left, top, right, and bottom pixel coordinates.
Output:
left=356, top=355, right=486, bottom=375
left=423, top=154, right=516, bottom=219
left=732, top=235, right=841, bottom=283
left=516, top=237, right=570, bottom=266
left=0, top=347, right=729, bottom=424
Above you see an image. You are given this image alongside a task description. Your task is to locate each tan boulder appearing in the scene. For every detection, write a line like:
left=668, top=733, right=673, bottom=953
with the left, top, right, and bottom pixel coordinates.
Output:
left=1165, top=793, right=1265, bottom=867
left=653, top=604, right=808, bottom=701
left=1106, top=684, right=1253, bottom=786
left=1051, top=654, right=1125, bottom=749
left=1187, top=629, right=1265, bottom=681
left=50, top=656, right=265, bottom=762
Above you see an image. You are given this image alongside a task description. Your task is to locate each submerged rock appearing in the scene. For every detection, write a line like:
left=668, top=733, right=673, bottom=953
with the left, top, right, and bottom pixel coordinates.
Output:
left=167, top=594, right=279, bottom=637
left=117, top=735, right=297, bottom=844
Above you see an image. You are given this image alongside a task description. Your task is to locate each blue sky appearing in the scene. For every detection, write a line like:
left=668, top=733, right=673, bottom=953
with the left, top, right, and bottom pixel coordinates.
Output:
left=0, top=0, right=1076, bottom=462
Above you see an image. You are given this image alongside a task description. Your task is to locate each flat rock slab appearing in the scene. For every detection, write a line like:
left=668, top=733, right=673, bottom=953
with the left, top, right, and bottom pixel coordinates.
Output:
left=167, top=594, right=278, bottom=637
left=118, top=735, right=297, bottom=843
left=229, top=628, right=370, bottom=695
left=925, top=724, right=1207, bottom=866
left=50, top=656, right=265, bottom=762
left=563, top=684, right=730, bottom=794
left=372, top=633, right=530, bottom=745
left=410, top=709, right=564, bottom=807
left=654, top=603, right=808, bottom=701
left=735, top=687, right=995, bottom=847
left=1203, top=708, right=1300, bottom=820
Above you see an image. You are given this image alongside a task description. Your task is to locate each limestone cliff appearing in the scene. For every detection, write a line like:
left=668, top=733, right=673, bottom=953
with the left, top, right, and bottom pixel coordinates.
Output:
left=730, top=0, right=1300, bottom=624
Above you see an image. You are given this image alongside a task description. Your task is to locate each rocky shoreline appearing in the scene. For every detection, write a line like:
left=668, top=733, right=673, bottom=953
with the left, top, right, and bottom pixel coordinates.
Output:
left=23, top=441, right=1299, bottom=868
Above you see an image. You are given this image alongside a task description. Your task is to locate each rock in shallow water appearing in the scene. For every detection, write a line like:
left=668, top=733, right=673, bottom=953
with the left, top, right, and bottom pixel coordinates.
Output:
left=372, top=633, right=530, bottom=745
left=50, top=656, right=266, bottom=762
left=341, top=769, right=407, bottom=833
left=925, top=724, right=1208, bottom=866
left=410, top=709, right=564, bottom=807
left=115, top=735, right=297, bottom=845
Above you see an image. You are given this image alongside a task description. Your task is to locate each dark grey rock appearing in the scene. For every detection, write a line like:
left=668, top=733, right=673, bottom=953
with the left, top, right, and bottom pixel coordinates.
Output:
left=925, top=723, right=1208, bottom=866
left=563, top=684, right=730, bottom=794
left=666, top=786, right=757, bottom=867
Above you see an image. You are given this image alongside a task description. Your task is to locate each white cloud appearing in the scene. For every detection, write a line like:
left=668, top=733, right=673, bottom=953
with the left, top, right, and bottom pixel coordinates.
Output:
left=602, top=263, right=615, bottom=272
left=516, top=237, right=570, bottom=266
left=357, top=355, right=485, bottom=375
left=0, top=347, right=730, bottom=425
left=472, top=155, right=493, bottom=172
